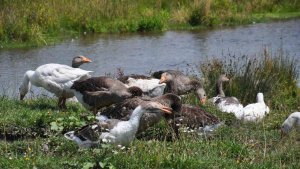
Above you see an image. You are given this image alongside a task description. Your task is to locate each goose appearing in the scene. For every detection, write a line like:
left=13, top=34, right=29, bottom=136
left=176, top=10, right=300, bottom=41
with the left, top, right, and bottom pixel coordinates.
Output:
left=64, top=101, right=173, bottom=148
left=19, top=56, right=92, bottom=109
left=101, top=94, right=221, bottom=137
left=99, top=93, right=182, bottom=135
left=211, top=74, right=243, bottom=117
left=174, top=104, right=222, bottom=133
left=70, top=76, right=143, bottom=114
left=281, top=112, right=300, bottom=138
left=241, top=93, right=270, bottom=122
left=118, top=74, right=166, bottom=97
left=152, top=70, right=206, bottom=104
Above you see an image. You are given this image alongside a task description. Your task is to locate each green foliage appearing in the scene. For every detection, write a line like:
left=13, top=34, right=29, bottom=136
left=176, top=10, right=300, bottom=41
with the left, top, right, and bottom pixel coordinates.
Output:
left=0, top=0, right=300, bottom=48
left=137, top=14, right=168, bottom=32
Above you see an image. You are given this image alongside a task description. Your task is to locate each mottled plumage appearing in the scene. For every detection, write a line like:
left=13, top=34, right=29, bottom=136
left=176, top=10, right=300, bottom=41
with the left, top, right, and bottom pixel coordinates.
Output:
left=71, top=76, right=143, bottom=114
left=211, top=74, right=243, bottom=117
left=64, top=102, right=172, bottom=148
left=152, top=70, right=207, bottom=104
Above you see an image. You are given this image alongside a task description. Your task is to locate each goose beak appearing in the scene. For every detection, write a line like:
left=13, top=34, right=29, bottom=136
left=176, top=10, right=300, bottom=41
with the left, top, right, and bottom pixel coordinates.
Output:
left=200, top=98, right=206, bottom=105
left=64, top=131, right=75, bottom=140
left=160, top=106, right=173, bottom=114
left=159, top=75, right=167, bottom=84
left=81, top=56, right=92, bottom=63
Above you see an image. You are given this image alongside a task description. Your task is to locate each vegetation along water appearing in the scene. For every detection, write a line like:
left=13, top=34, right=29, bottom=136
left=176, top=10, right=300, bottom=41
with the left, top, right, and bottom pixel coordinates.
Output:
left=0, top=50, right=300, bottom=168
left=1, top=0, right=300, bottom=168
left=0, top=0, right=300, bottom=48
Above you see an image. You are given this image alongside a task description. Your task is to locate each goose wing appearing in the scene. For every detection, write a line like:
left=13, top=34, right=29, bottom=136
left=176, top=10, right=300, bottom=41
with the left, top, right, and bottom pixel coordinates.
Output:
left=35, top=64, right=92, bottom=91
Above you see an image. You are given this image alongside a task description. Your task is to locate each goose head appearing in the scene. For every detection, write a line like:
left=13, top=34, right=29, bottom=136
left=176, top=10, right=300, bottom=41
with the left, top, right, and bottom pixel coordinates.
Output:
left=153, top=93, right=182, bottom=115
left=196, top=87, right=207, bottom=105
left=281, top=121, right=293, bottom=139
left=256, top=93, right=264, bottom=103
left=216, top=74, right=229, bottom=97
left=159, top=72, right=172, bottom=84
left=127, top=86, right=143, bottom=97
left=141, top=101, right=173, bottom=114
left=280, top=112, right=300, bottom=138
left=219, top=74, right=229, bottom=82
left=72, top=55, right=92, bottom=68
left=19, top=70, right=35, bottom=100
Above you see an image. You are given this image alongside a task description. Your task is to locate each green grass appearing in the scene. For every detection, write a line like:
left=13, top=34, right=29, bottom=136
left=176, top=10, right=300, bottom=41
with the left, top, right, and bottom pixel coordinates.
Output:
left=1, top=50, right=300, bottom=168
left=0, top=0, right=300, bottom=49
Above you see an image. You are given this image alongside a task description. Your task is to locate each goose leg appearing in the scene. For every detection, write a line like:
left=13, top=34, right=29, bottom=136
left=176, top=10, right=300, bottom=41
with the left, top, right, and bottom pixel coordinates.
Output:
left=61, top=97, right=67, bottom=110
left=169, top=118, right=180, bottom=139
left=58, top=97, right=63, bottom=109
left=58, top=97, right=67, bottom=110
left=92, top=108, right=98, bottom=115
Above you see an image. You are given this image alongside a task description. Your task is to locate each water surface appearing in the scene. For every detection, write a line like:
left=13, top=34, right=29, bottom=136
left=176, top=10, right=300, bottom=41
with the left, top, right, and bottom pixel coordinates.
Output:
left=0, top=19, right=299, bottom=98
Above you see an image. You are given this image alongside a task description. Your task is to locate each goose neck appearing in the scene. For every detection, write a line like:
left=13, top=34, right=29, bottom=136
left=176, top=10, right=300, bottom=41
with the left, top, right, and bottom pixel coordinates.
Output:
left=216, top=79, right=225, bottom=97
left=129, top=106, right=145, bottom=126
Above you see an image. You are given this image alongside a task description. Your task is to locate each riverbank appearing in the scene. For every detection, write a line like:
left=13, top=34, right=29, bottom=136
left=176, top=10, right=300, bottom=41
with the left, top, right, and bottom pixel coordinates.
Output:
left=0, top=0, right=300, bottom=49
left=1, top=50, right=300, bottom=168
left=0, top=97, right=299, bottom=168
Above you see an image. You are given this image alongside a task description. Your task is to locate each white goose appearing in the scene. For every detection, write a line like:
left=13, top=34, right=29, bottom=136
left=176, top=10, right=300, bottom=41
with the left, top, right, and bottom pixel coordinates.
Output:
left=281, top=112, right=300, bottom=138
left=241, top=93, right=270, bottom=122
left=211, top=74, right=243, bottom=117
left=19, top=56, right=92, bottom=109
left=118, top=74, right=166, bottom=97
left=64, top=101, right=172, bottom=148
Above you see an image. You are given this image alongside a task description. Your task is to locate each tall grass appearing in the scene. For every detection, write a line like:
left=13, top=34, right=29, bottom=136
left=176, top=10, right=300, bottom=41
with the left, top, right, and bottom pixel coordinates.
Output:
left=201, top=49, right=299, bottom=109
left=200, top=49, right=299, bottom=128
left=0, top=0, right=299, bottom=48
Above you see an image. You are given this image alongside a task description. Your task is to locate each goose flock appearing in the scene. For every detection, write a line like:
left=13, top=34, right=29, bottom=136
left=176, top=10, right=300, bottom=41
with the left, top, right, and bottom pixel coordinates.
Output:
left=19, top=56, right=299, bottom=147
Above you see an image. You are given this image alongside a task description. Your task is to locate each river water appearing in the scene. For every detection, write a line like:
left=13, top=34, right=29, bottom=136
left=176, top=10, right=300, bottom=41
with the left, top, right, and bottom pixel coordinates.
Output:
left=0, top=19, right=299, bottom=98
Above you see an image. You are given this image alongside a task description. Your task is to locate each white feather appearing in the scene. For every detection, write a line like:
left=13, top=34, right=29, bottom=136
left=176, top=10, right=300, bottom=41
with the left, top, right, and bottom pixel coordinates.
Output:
left=126, top=78, right=166, bottom=97
left=19, top=63, right=92, bottom=99
left=241, top=93, right=270, bottom=122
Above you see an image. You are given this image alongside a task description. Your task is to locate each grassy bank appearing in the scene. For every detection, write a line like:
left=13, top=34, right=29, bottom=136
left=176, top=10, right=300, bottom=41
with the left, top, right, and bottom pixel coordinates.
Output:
left=0, top=0, right=300, bottom=48
left=1, top=50, right=300, bottom=168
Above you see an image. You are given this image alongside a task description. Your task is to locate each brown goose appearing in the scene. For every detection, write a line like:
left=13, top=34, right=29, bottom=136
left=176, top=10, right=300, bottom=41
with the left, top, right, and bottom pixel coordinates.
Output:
left=174, top=104, right=221, bottom=132
left=118, top=74, right=166, bottom=97
left=19, top=55, right=92, bottom=109
left=70, top=76, right=143, bottom=114
left=100, top=94, right=182, bottom=134
left=64, top=101, right=172, bottom=148
left=101, top=93, right=221, bottom=137
left=152, top=70, right=207, bottom=105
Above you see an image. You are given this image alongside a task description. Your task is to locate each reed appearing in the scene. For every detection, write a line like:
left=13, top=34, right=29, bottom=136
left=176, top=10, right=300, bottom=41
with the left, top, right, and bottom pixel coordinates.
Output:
left=200, top=48, right=299, bottom=110
left=0, top=0, right=299, bottom=48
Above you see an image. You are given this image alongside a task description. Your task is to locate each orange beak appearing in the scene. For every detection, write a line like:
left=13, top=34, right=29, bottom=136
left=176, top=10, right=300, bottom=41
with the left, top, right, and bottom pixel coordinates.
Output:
left=159, top=75, right=167, bottom=84
left=200, top=98, right=206, bottom=105
left=81, top=56, right=92, bottom=63
left=161, top=106, right=173, bottom=114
